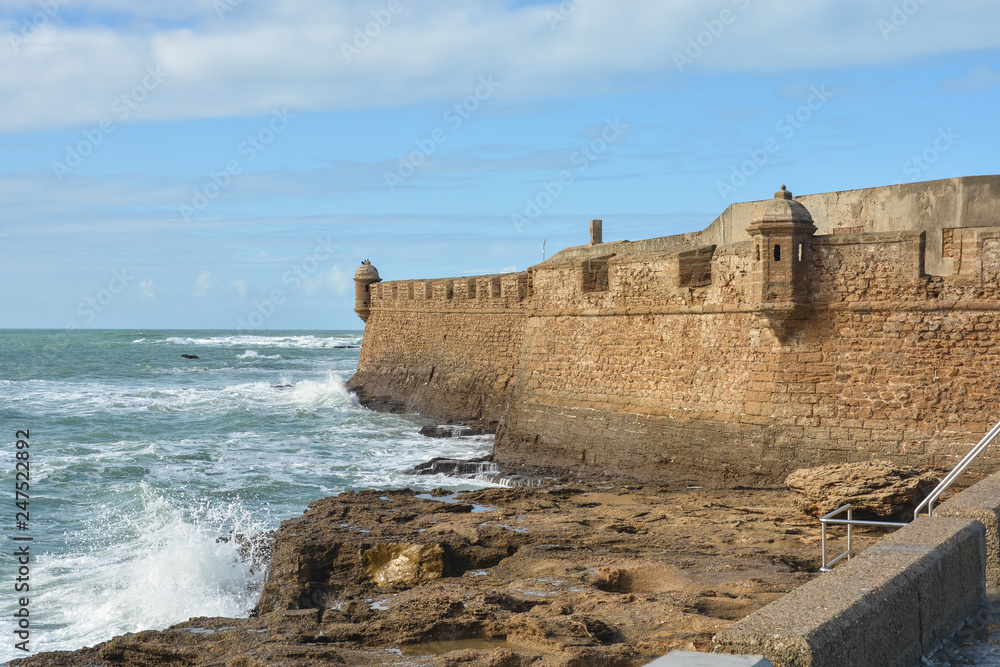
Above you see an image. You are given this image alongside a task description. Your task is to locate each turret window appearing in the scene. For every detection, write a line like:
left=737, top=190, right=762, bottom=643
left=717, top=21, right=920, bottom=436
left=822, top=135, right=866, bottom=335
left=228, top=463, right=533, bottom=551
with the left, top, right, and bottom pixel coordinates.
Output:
left=774, top=244, right=781, bottom=261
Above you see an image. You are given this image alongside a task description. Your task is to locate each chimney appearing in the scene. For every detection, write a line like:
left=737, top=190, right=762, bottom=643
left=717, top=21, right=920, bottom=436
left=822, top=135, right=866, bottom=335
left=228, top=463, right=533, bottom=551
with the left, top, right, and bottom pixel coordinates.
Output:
left=589, top=219, right=603, bottom=246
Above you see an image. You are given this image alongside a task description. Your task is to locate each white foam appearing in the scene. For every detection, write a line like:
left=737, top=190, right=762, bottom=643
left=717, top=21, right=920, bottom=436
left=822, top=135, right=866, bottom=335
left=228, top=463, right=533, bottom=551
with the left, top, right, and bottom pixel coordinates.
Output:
left=237, top=350, right=281, bottom=359
left=22, top=489, right=270, bottom=659
left=157, top=335, right=362, bottom=349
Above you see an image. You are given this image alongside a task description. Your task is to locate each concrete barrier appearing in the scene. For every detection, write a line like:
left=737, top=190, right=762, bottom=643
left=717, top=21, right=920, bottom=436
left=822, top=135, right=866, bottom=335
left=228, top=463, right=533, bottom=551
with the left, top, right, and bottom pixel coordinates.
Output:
left=937, top=472, right=1000, bottom=587
left=645, top=651, right=773, bottom=666
left=713, top=516, right=985, bottom=666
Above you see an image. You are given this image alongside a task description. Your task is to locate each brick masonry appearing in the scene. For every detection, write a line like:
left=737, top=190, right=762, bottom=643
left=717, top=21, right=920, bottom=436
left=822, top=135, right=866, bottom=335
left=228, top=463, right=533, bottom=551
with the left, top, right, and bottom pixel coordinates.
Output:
left=348, top=176, right=1000, bottom=484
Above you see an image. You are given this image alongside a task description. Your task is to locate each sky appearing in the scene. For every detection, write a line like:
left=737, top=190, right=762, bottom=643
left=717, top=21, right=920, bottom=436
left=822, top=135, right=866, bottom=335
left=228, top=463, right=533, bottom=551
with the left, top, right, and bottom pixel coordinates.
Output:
left=0, top=0, right=998, bottom=331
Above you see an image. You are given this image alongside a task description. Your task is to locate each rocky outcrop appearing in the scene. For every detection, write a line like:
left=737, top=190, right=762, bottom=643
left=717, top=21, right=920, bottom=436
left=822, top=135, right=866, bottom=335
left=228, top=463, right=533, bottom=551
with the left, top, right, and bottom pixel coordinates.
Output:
left=785, top=459, right=939, bottom=519
left=10, top=484, right=838, bottom=666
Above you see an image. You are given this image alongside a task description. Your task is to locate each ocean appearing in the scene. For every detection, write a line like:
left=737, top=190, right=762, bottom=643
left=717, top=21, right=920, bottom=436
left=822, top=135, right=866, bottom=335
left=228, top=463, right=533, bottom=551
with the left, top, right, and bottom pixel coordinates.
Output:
left=0, top=329, right=497, bottom=662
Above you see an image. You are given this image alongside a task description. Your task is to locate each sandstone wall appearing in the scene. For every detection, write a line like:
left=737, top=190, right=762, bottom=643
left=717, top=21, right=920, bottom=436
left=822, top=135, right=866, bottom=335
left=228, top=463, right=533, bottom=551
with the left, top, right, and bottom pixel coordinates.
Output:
left=347, top=273, right=530, bottom=425
left=494, top=228, right=1000, bottom=484
left=350, top=177, right=1000, bottom=484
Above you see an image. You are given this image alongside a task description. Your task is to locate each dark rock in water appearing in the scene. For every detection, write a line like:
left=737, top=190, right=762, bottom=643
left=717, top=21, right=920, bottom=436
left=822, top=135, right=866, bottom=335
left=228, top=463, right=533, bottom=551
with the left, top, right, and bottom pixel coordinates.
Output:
left=181, top=354, right=199, bottom=359
left=272, top=384, right=294, bottom=389
left=406, top=456, right=496, bottom=477
left=333, top=345, right=360, bottom=349
left=419, top=424, right=491, bottom=438
left=349, top=385, right=407, bottom=413
left=406, top=457, right=549, bottom=487
left=215, top=530, right=275, bottom=573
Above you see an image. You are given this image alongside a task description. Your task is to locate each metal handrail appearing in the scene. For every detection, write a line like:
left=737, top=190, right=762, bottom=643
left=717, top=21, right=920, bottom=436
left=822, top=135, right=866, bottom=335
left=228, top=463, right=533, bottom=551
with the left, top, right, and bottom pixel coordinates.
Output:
left=913, top=418, right=1000, bottom=519
left=820, top=419, right=1000, bottom=570
left=819, top=504, right=907, bottom=571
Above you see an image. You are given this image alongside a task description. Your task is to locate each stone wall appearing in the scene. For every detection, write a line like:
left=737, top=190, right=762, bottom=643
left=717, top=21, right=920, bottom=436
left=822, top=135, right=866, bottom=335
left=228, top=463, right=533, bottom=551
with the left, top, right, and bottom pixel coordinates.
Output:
left=347, top=273, right=530, bottom=425
left=349, top=176, right=1000, bottom=484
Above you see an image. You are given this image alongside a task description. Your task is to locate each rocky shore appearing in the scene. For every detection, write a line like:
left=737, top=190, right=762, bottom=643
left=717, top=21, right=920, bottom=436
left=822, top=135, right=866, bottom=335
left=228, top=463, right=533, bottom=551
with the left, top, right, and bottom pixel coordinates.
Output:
left=12, top=478, right=887, bottom=667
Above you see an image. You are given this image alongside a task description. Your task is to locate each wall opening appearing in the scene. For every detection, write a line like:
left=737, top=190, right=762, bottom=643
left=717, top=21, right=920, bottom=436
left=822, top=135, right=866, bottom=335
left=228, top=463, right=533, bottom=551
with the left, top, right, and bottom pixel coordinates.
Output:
left=581, top=258, right=610, bottom=293
left=677, top=245, right=716, bottom=288
left=774, top=245, right=781, bottom=261
left=798, top=244, right=803, bottom=262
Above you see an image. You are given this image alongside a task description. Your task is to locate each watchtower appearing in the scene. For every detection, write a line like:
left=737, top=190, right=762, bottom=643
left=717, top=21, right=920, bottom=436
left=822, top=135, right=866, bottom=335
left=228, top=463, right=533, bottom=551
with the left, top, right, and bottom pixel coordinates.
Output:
left=747, top=185, right=816, bottom=314
left=353, top=260, right=381, bottom=323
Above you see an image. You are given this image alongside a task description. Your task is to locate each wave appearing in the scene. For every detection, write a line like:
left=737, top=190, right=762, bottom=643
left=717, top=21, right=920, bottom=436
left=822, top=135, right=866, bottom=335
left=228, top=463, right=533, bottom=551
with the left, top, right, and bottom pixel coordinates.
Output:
left=4, top=374, right=359, bottom=416
left=24, top=486, right=270, bottom=659
left=237, top=350, right=281, bottom=359
left=152, top=335, right=363, bottom=349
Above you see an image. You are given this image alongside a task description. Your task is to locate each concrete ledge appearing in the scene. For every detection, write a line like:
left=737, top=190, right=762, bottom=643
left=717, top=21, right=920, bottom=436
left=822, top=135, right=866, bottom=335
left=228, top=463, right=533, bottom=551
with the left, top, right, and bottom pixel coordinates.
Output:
left=645, top=651, right=773, bottom=666
left=936, top=471, right=1000, bottom=587
left=713, top=516, right=985, bottom=667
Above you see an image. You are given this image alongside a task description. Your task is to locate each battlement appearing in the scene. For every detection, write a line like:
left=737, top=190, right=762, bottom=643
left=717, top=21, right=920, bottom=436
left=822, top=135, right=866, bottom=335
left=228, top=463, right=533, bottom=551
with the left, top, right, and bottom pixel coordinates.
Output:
left=370, top=272, right=532, bottom=312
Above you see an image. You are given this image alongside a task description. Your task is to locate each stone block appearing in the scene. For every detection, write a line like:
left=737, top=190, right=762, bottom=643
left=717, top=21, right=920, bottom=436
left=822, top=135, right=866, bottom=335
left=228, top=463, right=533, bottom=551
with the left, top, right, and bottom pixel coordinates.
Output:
left=645, top=651, right=773, bottom=666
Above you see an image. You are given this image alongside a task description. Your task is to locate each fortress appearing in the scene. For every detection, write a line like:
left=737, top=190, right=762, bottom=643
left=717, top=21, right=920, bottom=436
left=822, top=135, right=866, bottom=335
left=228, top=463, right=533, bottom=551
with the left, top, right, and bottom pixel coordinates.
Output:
left=348, top=176, right=1000, bottom=485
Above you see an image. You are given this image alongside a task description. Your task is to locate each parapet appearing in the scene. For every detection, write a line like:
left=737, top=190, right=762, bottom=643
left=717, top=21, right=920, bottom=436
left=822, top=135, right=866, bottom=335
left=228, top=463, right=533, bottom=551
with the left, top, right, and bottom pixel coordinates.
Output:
left=355, top=175, right=1000, bottom=324
left=547, top=175, right=1000, bottom=277
left=368, top=271, right=532, bottom=313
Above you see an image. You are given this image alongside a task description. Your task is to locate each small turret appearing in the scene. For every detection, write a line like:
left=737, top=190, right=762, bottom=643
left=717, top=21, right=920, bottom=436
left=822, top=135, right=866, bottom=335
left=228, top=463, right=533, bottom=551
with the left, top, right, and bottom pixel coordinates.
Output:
left=353, top=260, right=381, bottom=323
left=747, top=185, right=816, bottom=313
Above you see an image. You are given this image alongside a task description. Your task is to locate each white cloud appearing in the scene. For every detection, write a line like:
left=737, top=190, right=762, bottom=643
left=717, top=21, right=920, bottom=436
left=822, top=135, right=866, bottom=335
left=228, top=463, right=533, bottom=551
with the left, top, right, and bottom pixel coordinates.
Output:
left=228, top=278, right=247, bottom=298
left=194, top=270, right=250, bottom=297
left=942, top=65, right=1000, bottom=93
left=138, top=278, right=156, bottom=299
left=302, top=266, right=350, bottom=296
left=1, top=0, right=999, bottom=133
left=193, top=269, right=213, bottom=296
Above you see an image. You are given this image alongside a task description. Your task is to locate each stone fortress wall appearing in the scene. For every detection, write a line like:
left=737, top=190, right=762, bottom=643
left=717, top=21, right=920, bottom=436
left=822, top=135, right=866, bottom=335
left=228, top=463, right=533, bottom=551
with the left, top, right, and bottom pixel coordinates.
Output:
left=348, top=176, right=1000, bottom=484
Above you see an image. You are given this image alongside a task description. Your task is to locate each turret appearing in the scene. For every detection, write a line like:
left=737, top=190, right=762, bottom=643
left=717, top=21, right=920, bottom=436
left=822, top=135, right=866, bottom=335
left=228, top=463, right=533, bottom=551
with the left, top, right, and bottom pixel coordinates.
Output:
left=353, top=260, right=381, bottom=323
left=747, top=185, right=816, bottom=314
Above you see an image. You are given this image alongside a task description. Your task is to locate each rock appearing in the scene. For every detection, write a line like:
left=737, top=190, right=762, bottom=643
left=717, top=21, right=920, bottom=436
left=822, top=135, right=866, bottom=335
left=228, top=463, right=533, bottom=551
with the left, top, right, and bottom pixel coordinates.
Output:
left=361, top=543, right=444, bottom=587
left=406, top=456, right=496, bottom=476
left=785, top=459, right=939, bottom=519
left=419, top=424, right=492, bottom=438
left=181, top=354, right=199, bottom=359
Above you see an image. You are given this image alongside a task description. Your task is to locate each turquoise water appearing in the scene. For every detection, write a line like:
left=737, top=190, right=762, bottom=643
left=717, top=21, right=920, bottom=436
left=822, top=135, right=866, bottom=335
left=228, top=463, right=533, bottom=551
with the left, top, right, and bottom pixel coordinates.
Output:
left=0, top=330, right=496, bottom=661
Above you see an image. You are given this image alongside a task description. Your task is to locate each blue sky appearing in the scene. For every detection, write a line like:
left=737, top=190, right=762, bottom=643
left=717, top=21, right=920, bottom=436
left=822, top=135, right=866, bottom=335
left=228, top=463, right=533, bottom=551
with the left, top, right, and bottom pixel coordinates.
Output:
left=1, top=0, right=997, bottom=331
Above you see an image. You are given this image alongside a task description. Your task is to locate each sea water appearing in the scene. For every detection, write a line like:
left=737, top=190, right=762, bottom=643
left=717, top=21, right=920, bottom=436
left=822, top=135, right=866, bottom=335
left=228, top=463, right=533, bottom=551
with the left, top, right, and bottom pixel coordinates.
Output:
left=0, top=330, right=497, bottom=662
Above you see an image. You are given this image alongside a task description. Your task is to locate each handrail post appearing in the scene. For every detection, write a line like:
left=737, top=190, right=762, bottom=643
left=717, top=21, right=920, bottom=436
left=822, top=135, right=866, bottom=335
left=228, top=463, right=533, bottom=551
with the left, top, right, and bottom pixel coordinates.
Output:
left=847, top=507, right=852, bottom=563
left=821, top=514, right=827, bottom=569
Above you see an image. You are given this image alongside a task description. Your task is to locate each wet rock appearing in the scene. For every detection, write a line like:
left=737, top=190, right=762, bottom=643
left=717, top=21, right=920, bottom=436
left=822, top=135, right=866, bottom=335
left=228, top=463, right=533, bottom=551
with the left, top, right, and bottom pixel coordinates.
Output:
left=420, top=424, right=492, bottom=438
left=181, top=354, right=199, bottom=359
left=785, top=459, right=939, bottom=519
left=407, top=456, right=496, bottom=476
